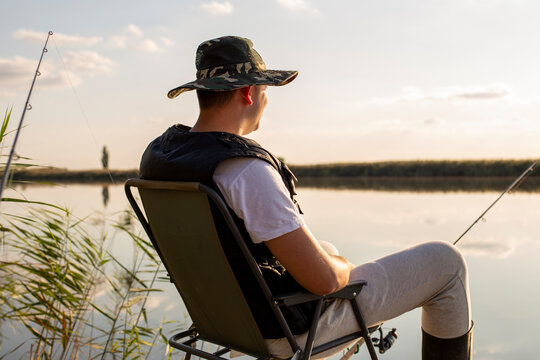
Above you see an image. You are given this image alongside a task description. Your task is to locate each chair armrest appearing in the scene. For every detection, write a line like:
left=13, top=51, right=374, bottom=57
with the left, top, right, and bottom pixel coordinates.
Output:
left=326, top=280, right=367, bottom=300
left=272, top=280, right=368, bottom=306
left=273, top=291, right=322, bottom=306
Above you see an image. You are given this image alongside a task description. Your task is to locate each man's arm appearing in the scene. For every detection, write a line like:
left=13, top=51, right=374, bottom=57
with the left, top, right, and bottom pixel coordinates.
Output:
left=265, top=225, right=354, bottom=295
left=214, top=158, right=353, bottom=295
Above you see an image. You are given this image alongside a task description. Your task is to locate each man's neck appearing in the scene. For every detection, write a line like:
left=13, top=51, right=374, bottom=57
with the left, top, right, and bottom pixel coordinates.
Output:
left=191, top=107, right=253, bottom=136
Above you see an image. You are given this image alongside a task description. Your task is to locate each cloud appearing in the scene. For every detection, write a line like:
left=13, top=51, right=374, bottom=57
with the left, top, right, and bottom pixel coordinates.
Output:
left=0, top=56, right=68, bottom=96
left=422, top=118, right=440, bottom=126
left=136, top=39, right=160, bottom=52
left=108, top=24, right=170, bottom=53
left=200, top=1, right=233, bottom=15
left=276, top=0, right=319, bottom=13
left=62, top=50, right=115, bottom=75
left=0, top=56, right=36, bottom=83
left=160, top=37, right=175, bottom=47
left=12, top=26, right=172, bottom=54
left=442, top=84, right=510, bottom=101
left=372, top=84, right=512, bottom=104
left=0, top=51, right=115, bottom=94
left=125, top=24, right=143, bottom=37
left=109, top=36, right=160, bottom=52
left=13, top=29, right=102, bottom=47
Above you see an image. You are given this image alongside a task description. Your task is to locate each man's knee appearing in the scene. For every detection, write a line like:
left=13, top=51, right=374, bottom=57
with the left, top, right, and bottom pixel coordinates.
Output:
left=421, top=240, right=468, bottom=276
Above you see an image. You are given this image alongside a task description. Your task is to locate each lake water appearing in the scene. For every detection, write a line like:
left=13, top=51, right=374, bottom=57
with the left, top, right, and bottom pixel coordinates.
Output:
left=1, top=181, right=540, bottom=359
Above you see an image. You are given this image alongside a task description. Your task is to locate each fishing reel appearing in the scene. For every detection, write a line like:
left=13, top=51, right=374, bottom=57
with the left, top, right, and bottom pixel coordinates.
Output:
left=342, top=327, right=398, bottom=359
left=372, top=327, right=398, bottom=354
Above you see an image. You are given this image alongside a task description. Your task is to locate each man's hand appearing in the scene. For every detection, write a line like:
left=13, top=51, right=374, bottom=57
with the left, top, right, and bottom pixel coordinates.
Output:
left=264, top=225, right=354, bottom=295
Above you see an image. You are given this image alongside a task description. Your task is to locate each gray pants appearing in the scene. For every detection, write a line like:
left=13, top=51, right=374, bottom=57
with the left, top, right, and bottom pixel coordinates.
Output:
left=266, top=241, right=471, bottom=358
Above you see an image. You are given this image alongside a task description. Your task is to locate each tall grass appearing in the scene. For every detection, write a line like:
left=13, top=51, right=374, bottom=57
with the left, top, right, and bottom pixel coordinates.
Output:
left=0, top=109, right=177, bottom=359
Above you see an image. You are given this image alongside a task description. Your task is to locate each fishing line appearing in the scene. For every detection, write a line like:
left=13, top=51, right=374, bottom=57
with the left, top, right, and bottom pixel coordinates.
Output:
left=51, top=37, right=115, bottom=185
left=453, top=160, right=538, bottom=245
left=0, top=31, right=53, bottom=203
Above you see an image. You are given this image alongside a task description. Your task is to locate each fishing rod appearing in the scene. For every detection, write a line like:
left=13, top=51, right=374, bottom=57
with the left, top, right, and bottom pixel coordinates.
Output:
left=453, top=160, right=538, bottom=245
left=0, top=31, right=53, bottom=202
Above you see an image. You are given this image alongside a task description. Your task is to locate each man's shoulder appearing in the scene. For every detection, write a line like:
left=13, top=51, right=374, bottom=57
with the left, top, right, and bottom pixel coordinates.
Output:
left=214, top=157, right=278, bottom=184
left=140, top=124, right=278, bottom=183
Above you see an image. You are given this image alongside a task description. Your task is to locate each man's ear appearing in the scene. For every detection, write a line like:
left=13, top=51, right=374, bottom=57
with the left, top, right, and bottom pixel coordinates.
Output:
left=240, top=86, right=253, bottom=105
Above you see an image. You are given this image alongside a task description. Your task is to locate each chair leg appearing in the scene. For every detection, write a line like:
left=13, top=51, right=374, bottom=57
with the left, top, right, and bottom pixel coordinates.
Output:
left=350, top=300, right=379, bottom=360
left=302, top=299, right=324, bottom=360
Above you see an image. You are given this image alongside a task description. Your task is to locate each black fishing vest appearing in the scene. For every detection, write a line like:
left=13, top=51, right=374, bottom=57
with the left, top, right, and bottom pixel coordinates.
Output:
left=140, top=124, right=315, bottom=339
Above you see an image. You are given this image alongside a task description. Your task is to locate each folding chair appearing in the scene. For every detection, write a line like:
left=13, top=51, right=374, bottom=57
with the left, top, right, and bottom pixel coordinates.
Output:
left=125, top=179, right=383, bottom=360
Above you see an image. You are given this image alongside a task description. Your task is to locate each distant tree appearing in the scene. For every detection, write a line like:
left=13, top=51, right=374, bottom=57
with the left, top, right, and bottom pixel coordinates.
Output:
left=101, top=146, right=109, bottom=169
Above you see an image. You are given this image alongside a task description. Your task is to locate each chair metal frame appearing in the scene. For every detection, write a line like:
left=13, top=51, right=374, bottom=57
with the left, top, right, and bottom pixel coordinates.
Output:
left=125, top=179, right=380, bottom=360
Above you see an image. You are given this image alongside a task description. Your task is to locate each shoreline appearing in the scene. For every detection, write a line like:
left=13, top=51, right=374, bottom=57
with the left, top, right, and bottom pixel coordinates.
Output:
left=7, top=159, right=538, bottom=184
left=7, top=170, right=540, bottom=193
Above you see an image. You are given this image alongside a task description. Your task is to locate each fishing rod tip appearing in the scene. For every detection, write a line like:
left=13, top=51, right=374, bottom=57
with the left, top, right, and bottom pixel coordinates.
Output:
left=48, top=31, right=53, bottom=35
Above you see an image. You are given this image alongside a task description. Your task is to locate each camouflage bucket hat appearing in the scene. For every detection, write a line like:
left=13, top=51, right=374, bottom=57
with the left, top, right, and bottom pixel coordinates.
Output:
left=167, top=36, right=298, bottom=98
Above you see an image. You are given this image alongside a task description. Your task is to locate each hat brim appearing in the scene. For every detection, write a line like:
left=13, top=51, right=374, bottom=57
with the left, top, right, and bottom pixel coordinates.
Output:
left=167, top=69, right=298, bottom=99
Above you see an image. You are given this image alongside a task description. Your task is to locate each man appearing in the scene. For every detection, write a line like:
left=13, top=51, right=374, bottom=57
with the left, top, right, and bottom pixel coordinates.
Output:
left=140, top=36, right=473, bottom=359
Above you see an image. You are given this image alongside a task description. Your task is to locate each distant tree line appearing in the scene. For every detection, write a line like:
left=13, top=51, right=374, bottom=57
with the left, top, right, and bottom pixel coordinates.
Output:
left=290, top=159, right=539, bottom=178
left=11, top=169, right=138, bottom=183
left=295, top=176, right=540, bottom=192
left=8, top=159, right=539, bottom=184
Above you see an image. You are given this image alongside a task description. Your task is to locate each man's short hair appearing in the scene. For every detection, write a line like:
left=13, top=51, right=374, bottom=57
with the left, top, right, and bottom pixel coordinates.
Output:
left=196, top=89, right=237, bottom=109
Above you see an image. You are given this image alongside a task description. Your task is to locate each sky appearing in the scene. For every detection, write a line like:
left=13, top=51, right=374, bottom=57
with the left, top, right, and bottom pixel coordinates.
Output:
left=1, top=0, right=539, bottom=169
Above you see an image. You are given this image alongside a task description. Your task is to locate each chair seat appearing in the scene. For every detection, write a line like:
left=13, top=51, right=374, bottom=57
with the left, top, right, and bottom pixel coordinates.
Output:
left=125, top=179, right=386, bottom=360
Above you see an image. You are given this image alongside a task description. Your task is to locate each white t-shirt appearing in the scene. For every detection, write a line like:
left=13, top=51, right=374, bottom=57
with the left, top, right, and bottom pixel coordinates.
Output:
left=213, top=157, right=305, bottom=243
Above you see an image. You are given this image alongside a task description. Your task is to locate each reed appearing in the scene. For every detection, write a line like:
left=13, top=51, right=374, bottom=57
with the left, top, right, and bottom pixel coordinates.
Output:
left=0, top=109, right=177, bottom=359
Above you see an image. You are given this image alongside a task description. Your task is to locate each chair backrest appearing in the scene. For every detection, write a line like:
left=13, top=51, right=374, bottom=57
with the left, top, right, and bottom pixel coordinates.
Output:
left=125, top=179, right=268, bottom=356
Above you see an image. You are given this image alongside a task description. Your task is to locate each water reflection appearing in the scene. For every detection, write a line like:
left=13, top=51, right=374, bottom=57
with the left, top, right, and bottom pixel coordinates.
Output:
left=460, top=238, right=515, bottom=259
left=102, top=185, right=109, bottom=207
left=2, top=181, right=539, bottom=359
